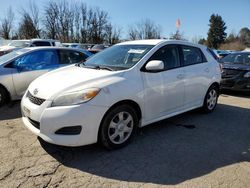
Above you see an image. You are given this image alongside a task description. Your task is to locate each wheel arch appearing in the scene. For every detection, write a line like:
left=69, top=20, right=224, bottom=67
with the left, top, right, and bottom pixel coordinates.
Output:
left=0, top=83, right=11, bottom=102
left=209, top=82, right=220, bottom=94
left=97, top=99, right=142, bottom=141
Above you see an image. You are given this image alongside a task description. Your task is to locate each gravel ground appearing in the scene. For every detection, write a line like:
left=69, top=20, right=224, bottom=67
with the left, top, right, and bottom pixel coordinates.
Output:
left=0, top=94, right=249, bottom=188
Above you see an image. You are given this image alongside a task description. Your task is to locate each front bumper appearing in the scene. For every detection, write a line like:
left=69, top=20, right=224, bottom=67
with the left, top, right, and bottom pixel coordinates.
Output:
left=220, top=77, right=250, bottom=92
left=21, top=94, right=109, bottom=146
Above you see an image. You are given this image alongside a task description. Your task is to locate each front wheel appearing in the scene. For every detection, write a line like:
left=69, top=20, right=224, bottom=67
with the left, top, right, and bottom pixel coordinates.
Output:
left=99, top=104, right=138, bottom=150
left=201, top=85, right=219, bottom=113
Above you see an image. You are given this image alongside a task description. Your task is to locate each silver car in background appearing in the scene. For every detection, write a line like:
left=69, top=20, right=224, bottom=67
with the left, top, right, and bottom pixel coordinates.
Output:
left=0, top=47, right=92, bottom=106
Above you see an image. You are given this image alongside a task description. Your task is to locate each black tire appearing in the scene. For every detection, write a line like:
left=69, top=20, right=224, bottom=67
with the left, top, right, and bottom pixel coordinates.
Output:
left=0, top=87, right=8, bottom=107
left=201, top=85, right=219, bottom=113
left=99, top=104, right=138, bottom=150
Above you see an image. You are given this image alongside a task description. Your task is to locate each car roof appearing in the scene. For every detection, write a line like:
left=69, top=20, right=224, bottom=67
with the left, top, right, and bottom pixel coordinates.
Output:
left=119, top=39, right=164, bottom=45
left=23, top=46, right=92, bottom=56
left=25, top=46, right=83, bottom=51
left=118, top=39, right=206, bottom=49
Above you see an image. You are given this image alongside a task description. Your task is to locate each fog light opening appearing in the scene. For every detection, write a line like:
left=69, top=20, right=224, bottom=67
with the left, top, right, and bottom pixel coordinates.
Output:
left=55, top=126, right=82, bottom=135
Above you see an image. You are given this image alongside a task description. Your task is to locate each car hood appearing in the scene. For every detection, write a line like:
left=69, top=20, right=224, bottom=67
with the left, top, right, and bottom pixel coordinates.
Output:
left=28, top=65, right=125, bottom=100
left=222, top=62, right=250, bottom=71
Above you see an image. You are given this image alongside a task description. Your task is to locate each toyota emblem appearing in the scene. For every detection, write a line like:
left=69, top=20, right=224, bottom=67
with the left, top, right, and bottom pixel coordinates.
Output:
left=33, top=89, right=38, bottom=95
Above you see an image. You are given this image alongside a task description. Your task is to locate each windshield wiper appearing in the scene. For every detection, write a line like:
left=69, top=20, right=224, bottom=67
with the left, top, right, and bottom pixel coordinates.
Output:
left=76, top=62, right=114, bottom=71
left=94, top=65, right=114, bottom=71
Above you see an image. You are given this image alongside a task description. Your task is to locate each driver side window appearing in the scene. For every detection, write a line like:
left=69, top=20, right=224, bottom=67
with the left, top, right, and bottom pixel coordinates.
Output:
left=13, top=50, right=59, bottom=71
left=149, top=45, right=180, bottom=70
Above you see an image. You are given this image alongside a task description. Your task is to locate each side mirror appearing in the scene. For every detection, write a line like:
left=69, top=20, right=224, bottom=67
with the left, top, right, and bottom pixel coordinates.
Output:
left=145, top=60, right=164, bottom=71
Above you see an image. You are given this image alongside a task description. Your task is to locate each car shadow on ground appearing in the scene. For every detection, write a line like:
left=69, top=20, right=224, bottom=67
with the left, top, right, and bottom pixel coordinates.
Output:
left=40, top=103, right=250, bottom=185
left=221, top=90, right=250, bottom=99
left=0, top=101, right=21, bottom=120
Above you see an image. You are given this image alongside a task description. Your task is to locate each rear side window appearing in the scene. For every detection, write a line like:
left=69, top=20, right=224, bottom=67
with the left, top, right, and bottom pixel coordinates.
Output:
left=32, top=41, right=51, bottom=47
left=149, top=45, right=180, bottom=70
left=180, top=45, right=207, bottom=66
left=58, top=50, right=88, bottom=64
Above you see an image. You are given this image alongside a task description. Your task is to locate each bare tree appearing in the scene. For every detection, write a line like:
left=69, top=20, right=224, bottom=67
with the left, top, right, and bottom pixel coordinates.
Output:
left=42, top=0, right=119, bottom=43
left=44, top=1, right=59, bottom=39
left=57, top=0, right=69, bottom=42
left=105, top=23, right=121, bottom=44
left=73, top=3, right=84, bottom=42
left=128, top=19, right=161, bottom=40
left=86, top=7, right=109, bottom=43
left=18, top=1, right=40, bottom=39
left=170, top=30, right=185, bottom=40
left=79, top=3, right=88, bottom=43
left=29, top=0, right=40, bottom=35
left=191, top=35, right=203, bottom=44
left=128, top=26, right=138, bottom=40
left=0, top=7, right=14, bottom=39
left=18, top=13, right=39, bottom=39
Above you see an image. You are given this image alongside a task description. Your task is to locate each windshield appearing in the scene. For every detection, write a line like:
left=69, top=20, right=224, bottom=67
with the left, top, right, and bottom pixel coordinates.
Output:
left=83, top=44, right=154, bottom=70
left=8, top=40, right=30, bottom=48
left=0, top=49, right=30, bottom=65
left=221, top=53, right=250, bottom=65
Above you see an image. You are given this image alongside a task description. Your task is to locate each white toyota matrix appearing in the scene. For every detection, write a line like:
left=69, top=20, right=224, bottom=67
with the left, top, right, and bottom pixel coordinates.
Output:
left=21, top=40, right=221, bottom=149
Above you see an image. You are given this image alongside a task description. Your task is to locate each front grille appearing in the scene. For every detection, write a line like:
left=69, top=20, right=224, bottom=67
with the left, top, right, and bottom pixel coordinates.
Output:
left=26, top=91, right=45, bottom=105
left=28, top=118, right=40, bottom=130
left=222, top=69, right=243, bottom=79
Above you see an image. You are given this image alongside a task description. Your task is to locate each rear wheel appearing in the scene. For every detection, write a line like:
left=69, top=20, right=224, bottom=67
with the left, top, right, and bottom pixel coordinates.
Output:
left=201, top=85, right=219, bottom=113
left=0, top=87, right=8, bottom=107
left=99, top=104, right=138, bottom=150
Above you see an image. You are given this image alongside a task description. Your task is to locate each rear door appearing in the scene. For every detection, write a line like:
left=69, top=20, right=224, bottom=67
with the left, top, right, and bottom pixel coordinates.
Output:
left=12, top=49, right=59, bottom=97
left=179, top=45, right=211, bottom=108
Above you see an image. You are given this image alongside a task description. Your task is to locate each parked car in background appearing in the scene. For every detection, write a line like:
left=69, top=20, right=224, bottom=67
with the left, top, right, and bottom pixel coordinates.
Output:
left=88, top=44, right=109, bottom=54
left=21, top=40, right=221, bottom=149
left=220, top=52, right=250, bottom=93
left=213, top=50, right=230, bottom=59
left=62, top=43, right=93, bottom=57
left=62, top=43, right=94, bottom=49
left=0, top=47, right=91, bottom=106
left=0, top=39, right=62, bottom=56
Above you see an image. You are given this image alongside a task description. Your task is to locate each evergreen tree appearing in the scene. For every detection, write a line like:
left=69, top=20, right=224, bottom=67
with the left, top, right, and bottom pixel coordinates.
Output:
left=239, top=27, right=250, bottom=47
left=198, top=38, right=207, bottom=45
left=207, top=14, right=227, bottom=49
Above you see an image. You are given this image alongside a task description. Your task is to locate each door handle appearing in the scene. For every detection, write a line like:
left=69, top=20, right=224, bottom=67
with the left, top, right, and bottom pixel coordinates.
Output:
left=177, top=74, right=185, bottom=79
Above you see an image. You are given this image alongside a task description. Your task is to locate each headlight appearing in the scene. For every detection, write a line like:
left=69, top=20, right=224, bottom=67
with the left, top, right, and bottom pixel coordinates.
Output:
left=244, top=71, right=250, bottom=78
left=51, top=88, right=100, bottom=107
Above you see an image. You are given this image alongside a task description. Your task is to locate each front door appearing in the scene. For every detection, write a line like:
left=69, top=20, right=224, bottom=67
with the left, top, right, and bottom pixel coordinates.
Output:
left=142, top=45, right=185, bottom=123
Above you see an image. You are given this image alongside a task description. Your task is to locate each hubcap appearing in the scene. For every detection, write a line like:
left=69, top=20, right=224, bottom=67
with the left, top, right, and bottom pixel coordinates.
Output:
left=207, top=89, right=217, bottom=110
left=108, top=111, right=134, bottom=144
